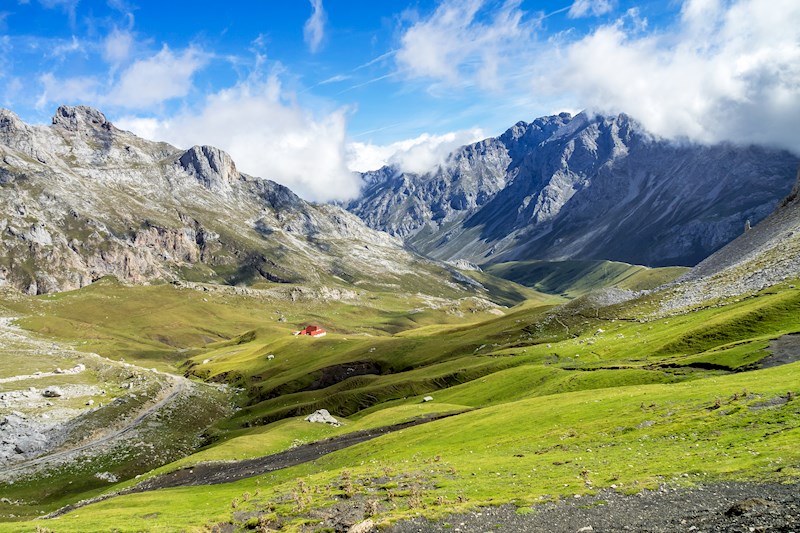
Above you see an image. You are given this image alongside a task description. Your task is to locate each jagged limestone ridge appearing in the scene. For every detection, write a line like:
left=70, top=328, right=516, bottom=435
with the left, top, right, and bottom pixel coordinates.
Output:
left=0, top=106, right=462, bottom=296
left=348, top=112, right=798, bottom=268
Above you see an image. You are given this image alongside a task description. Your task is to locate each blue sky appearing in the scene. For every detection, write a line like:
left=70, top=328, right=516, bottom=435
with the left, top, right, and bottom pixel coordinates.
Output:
left=1, top=0, right=797, bottom=200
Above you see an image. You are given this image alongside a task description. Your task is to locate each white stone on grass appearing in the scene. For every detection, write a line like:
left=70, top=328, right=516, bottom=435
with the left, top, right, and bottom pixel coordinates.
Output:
left=304, top=409, right=341, bottom=427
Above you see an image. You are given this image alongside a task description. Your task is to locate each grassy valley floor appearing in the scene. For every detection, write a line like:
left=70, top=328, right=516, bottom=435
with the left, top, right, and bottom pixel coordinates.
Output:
left=0, top=273, right=797, bottom=532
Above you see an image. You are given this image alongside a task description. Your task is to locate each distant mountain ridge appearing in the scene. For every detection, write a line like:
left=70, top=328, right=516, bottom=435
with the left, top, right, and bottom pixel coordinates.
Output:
left=347, top=112, right=798, bottom=267
left=0, top=106, right=469, bottom=295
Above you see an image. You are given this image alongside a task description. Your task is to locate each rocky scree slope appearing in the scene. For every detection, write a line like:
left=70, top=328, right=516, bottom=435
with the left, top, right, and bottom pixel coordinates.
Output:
left=0, top=106, right=466, bottom=295
left=347, top=112, right=798, bottom=267
left=660, top=167, right=800, bottom=312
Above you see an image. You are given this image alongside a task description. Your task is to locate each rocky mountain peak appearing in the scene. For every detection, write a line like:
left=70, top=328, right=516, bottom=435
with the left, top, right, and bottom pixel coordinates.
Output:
left=499, top=112, right=574, bottom=157
left=347, top=111, right=798, bottom=267
left=0, top=109, right=27, bottom=146
left=51, top=105, right=114, bottom=132
left=178, top=145, right=239, bottom=193
left=0, top=109, right=24, bottom=133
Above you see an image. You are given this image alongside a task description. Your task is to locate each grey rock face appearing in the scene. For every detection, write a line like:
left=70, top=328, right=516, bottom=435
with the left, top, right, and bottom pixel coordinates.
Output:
left=13, top=434, right=48, bottom=454
left=348, top=112, right=798, bottom=267
left=0, top=106, right=464, bottom=295
left=0, top=413, right=53, bottom=461
left=178, top=145, right=238, bottom=194
left=660, top=167, right=800, bottom=312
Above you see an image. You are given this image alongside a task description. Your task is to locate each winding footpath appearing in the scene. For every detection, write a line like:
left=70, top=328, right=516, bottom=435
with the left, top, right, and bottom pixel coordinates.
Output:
left=3, top=376, right=189, bottom=475
left=46, top=410, right=466, bottom=518
left=0, top=316, right=193, bottom=476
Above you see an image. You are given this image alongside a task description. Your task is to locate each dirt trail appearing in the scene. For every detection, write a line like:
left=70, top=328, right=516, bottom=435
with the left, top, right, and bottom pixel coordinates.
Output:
left=3, top=375, right=188, bottom=475
left=0, top=316, right=194, bottom=475
left=47, top=411, right=465, bottom=518
left=136, top=411, right=461, bottom=491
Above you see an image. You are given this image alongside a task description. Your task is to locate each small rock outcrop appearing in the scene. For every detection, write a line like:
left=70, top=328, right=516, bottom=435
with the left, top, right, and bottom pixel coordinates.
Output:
left=178, top=145, right=238, bottom=193
left=42, top=387, right=63, bottom=398
left=51, top=105, right=114, bottom=132
left=304, top=409, right=341, bottom=427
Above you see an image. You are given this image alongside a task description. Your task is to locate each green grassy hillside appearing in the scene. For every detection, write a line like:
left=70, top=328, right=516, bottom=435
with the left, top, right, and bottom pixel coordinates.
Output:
left=486, top=259, right=688, bottom=297
left=1, top=276, right=798, bottom=531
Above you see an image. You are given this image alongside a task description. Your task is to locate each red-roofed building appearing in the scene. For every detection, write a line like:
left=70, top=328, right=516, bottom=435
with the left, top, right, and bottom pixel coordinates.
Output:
left=293, top=325, right=327, bottom=337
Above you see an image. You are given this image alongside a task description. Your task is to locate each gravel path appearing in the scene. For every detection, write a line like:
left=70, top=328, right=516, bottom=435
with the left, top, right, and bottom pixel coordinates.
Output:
left=46, top=411, right=465, bottom=518
left=0, top=315, right=197, bottom=475
left=386, top=482, right=800, bottom=533
left=3, top=375, right=187, bottom=475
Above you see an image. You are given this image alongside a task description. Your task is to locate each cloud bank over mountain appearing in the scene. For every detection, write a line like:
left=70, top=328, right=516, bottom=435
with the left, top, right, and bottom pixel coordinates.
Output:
left=395, top=0, right=800, bottom=156
left=7, top=0, right=797, bottom=202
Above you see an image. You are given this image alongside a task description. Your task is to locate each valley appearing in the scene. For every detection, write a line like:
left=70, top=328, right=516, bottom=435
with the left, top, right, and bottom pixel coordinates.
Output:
left=0, top=259, right=799, bottom=531
left=0, top=107, right=797, bottom=532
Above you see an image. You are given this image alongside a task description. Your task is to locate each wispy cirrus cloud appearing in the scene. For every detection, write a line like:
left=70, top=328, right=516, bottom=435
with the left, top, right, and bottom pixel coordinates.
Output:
left=568, top=0, right=615, bottom=18
left=38, top=0, right=79, bottom=28
left=319, top=74, right=350, bottom=85
left=49, top=34, right=84, bottom=59
left=103, top=28, right=134, bottom=65
left=303, top=0, right=326, bottom=53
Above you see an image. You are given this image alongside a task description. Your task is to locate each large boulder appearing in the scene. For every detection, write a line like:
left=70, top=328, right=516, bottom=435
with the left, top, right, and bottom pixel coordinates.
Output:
left=304, top=409, right=341, bottom=427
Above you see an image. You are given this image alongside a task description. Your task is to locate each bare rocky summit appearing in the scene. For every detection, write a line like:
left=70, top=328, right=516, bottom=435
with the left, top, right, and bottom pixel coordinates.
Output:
left=0, top=106, right=465, bottom=295
left=348, top=112, right=798, bottom=267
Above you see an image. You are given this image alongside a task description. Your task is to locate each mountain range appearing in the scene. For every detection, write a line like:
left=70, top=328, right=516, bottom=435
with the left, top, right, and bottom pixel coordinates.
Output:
left=3, top=105, right=800, bottom=531
left=0, top=106, right=466, bottom=295
left=347, top=112, right=798, bottom=267
left=1, top=106, right=797, bottom=297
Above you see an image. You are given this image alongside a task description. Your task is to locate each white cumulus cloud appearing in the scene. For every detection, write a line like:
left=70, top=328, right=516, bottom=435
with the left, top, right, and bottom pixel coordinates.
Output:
left=105, top=46, right=206, bottom=108
left=36, top=45, right=206, bottom=111
left=347, top=128, right=486, bottom=174
left=396, top=0, right=532, bottom=90
left=395, top=0, right=800, bottom=155
left=117, top=74, right=361, bottom=202
left=36, top=72, right=100, bottom=110
left=558, top=0, right=800, bottom=153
